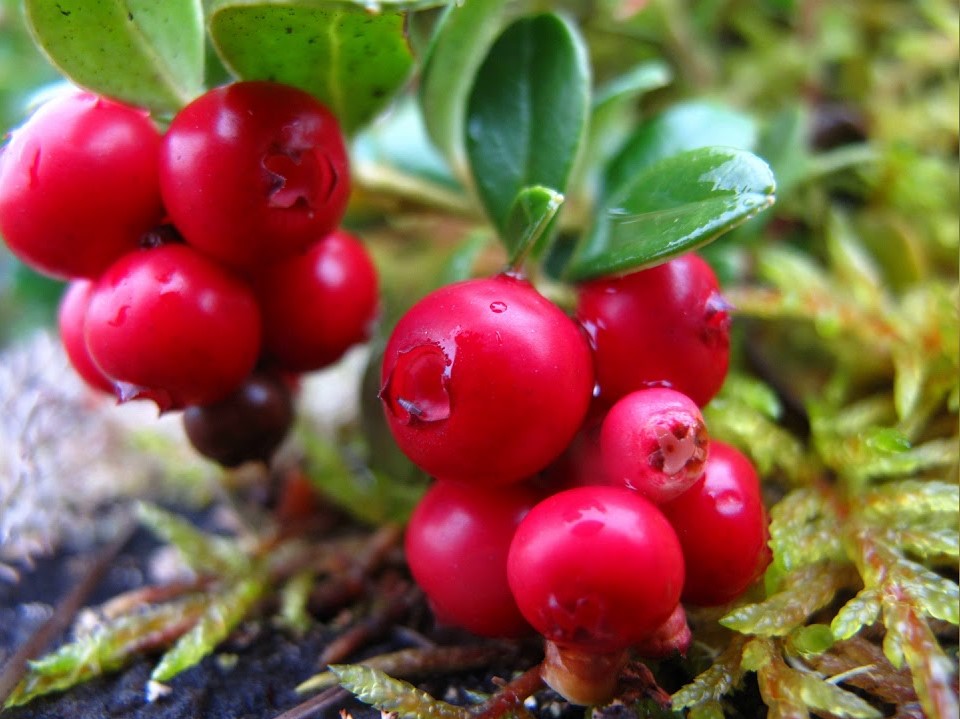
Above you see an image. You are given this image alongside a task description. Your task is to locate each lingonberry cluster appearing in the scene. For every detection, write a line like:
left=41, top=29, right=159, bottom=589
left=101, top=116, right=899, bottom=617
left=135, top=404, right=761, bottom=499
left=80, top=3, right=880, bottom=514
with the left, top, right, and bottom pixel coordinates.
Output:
left=392, top=255, right=771, bottom=705
left=0, top=83, right=378, bottom=466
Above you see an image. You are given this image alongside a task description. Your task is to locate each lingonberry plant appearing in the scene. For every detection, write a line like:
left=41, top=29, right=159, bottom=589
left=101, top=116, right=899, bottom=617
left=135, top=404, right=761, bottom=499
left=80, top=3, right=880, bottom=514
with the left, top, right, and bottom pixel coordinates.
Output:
left=3, top=2, right=956, bottom=719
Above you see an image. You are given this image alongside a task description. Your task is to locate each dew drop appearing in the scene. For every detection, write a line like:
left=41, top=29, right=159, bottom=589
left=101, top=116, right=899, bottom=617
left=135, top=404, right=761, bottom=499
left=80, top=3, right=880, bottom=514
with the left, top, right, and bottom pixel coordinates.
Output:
left=489, top=301, right=507, bottom=314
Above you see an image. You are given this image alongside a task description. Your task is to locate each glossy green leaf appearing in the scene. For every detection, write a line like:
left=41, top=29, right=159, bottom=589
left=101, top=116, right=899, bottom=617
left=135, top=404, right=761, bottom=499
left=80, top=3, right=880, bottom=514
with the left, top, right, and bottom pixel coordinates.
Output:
left=207, top=0, right=413, bottom=133
left=566, top=147, right=776, bottom=281
left=604, top=100, right=758, bottom=200
left=419, top=0, right=511, bottom=172
left=592, top=60, right=672, bottom=112
left=24, top=0, right=204, bottom=113
left=502, top=186, right=564, bottom=266
left=465, top=13, right=589, bottom=234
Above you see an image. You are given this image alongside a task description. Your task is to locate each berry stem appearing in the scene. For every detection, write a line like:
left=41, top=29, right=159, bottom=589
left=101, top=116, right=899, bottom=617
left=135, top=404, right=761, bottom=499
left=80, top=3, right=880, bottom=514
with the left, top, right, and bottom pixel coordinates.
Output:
left=540, top=640, right=627, bottom=706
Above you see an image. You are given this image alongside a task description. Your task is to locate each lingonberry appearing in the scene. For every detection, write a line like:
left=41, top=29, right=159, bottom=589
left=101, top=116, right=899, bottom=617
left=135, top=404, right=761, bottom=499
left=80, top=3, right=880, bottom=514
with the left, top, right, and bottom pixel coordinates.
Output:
left=405, top=480, right=540, bottom=638
left=661, top=441, right=771, bottom=606
left=575, top=254, right=731, bottom=407
left=507, top=486, right=684, bottom=704
left=183, top=371, right=294, bottom=468
left=159, top=81, right=349, bottom=273
left=380, top=274, right=593, bottom=485
left=600, top=388, right=709, bottom=503
left=254, top=229, right=379, bottom=372
left=58, top=280, right=115, bottom=395
left=84, top=244, right=262, bottom=410
left=0, top=90, right=163, bottom=279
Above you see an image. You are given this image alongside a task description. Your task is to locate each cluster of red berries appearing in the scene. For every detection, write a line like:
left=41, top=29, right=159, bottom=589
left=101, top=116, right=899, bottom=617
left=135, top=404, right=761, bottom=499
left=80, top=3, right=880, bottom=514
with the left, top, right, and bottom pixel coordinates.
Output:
left=388, top=257, right=771, bottom=704
left=0, top=82, right=379, bottom=466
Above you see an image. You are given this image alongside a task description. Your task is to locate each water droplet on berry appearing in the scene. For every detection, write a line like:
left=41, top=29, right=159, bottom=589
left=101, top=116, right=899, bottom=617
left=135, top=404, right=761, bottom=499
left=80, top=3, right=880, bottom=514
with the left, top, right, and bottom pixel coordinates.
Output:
left=381, top=342, right=453, bottom=424
left=489, top=301, right=507, bottom=313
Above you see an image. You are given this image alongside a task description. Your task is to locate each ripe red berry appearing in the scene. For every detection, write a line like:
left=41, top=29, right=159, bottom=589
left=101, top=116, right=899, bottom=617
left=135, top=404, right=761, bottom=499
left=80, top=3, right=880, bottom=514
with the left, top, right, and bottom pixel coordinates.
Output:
left=0, top=90, right=163, bottom=279
left=507, top=486, right=684, bottom=652
left=405, top=480, right=540, bottom=638
left=84, top=244, right=262, bottom=410
left=661, top=441, right=771, bottom=606
left=182, top=371, right=294, bottom=468
left=58, top=280, right=115, bottom=395
left=575, top=254, right=731, bottom=407
left=600, top=388, right=709, bottom=503
left=254, top=230, right=379, bottom=372
left=380, top=274, right=593, bottom=485
left=159, top=81, right=350, bottom=273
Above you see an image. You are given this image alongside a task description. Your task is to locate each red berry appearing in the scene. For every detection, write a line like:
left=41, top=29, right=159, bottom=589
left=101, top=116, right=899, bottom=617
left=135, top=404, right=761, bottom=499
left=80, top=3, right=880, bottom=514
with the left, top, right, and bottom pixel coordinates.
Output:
left=600, top=388, right=709, bottom=503
left=183, top=371, right=294, bottom=467
left=380, top=274, right=593, bottom=485
left=0, top=90, right=163, bottom=279
left=405, top=480, right=540, bottom=638
left=507, top=486, right=684, bottom=654
left=84, top=244, right=262, bottom=410
left=159, top=81, right=350, bottom=273
left=661, top=441, right=771, bottom=606
left=58, top=280, right=115, bottom=395
left=254, top=229, right=379, bottom=372
left=575, top=254, right=731, bottom=407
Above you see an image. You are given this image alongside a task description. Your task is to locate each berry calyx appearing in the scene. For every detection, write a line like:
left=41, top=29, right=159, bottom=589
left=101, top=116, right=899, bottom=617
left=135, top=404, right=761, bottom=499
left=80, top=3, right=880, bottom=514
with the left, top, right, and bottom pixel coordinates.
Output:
left=159, top=81, right=350, bottom=273
left=575, top=254, right=731, bottom=407
left=380, top=274, right=593, bottom=485
left=58, top=280, right=115, bottom=395
left=661, top=441, right=771, bottom=606
left=0, top=90, right=163, bottom=279
left=599, top=388, right=709, bottom=503
left=254, top=229, right=379, bottom=372
left=405, top=480, right=540, bottom=638
left=84, top=244, right=262, bottom=410
left=183, top=371, right=294, bottom=468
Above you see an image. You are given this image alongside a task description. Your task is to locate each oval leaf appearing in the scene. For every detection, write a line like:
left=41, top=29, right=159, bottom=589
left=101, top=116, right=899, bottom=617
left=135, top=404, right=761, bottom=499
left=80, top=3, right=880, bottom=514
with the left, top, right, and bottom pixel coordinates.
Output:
left=418, top=0, right=511, bottom=173
left=465, top=13, right=589, bottom=234
left=604, top=100, right=758, bottom=201
left=565, top=147, right=776, bottom=281
left=207, top=0, right=413, bottom=133
left=24, top=0, right=204, bottom=113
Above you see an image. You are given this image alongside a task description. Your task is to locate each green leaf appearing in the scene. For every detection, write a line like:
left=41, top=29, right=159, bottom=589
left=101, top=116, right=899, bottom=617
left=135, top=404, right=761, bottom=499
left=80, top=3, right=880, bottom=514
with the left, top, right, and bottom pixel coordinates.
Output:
left=592, top=60, right=672, bottom=112
left=465, top=13, right=590, bottom=234
left=418, top=0, right=511, bottom=172
left=794, top=671, right=883, bottom=719
left=24, top=0, right=204, bottom=113
left=136, top=502, right=250, bottom=576
left=502, top=186, right=564, bottom=266
left=789, top=624, right=836, bottom=655
left=206, top=0, right=413, bottom=133
left=721, top=563, right=854, bottom=637
left=672, top=637, right=747, bottom=709
left=566, top=147, right=776, bottom=281
left=151, top=577, right=264, bottom=682
left=604, top=100, right=758, bottom=201
left=831, top=588, right=882, bottom=640
left=330, top=663, right=471, bottom=719
left=5, top=595, right=208, bottom=708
